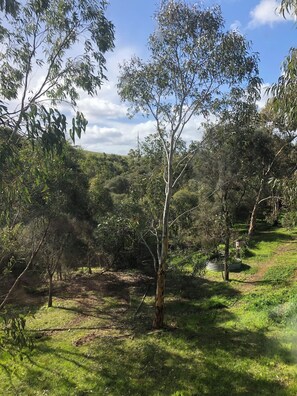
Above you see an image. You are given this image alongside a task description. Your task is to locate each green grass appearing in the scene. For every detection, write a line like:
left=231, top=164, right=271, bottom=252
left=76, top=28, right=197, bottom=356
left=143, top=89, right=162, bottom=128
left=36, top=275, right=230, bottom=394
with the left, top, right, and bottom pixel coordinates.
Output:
left=1, top=227, right=297, bottom=395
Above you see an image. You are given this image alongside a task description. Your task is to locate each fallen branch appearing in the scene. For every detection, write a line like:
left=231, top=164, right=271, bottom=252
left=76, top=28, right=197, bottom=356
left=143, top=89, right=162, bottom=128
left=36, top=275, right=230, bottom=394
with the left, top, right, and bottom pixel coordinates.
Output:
left=25, top=325, right=126, bottom=332
left=98, top=268, right=110, bottom=275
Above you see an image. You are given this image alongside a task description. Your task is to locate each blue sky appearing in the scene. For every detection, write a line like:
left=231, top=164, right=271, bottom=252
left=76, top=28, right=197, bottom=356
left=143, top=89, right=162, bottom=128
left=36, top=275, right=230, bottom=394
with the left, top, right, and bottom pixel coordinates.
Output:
left=76, top=0, right=296, bottom=154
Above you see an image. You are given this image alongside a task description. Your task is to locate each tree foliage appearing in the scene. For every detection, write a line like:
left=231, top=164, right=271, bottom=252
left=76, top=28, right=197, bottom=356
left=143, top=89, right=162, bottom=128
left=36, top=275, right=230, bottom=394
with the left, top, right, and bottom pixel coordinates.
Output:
left=0, top=0, right=114, bottom=145
left=268, top=0, right=297, bottom=131
left=279, top=0, right=297, bottom=16
left=118, top=0, right=260, bottom=328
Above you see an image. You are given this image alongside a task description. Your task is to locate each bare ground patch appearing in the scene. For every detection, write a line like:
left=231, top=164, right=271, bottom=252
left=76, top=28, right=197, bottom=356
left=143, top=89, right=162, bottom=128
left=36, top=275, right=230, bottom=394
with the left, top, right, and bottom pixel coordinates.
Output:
left=22, top=270, right=154, bottom=342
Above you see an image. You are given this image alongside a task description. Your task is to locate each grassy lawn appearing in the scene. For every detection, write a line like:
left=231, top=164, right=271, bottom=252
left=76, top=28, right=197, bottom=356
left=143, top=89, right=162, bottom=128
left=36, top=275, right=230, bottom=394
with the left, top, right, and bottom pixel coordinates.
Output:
left=1, top=227, right=297, bottom=395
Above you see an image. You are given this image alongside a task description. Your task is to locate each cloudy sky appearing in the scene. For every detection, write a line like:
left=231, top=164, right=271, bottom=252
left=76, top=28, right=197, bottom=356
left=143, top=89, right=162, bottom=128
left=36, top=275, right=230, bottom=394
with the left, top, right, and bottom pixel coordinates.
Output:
left=75, top=0, right=296, bottom=154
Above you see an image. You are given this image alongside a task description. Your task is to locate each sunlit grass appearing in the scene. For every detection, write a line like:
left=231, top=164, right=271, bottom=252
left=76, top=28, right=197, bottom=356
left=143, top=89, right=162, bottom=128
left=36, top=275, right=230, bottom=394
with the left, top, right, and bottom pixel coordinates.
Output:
left=0, top=227, right=297, bottom=395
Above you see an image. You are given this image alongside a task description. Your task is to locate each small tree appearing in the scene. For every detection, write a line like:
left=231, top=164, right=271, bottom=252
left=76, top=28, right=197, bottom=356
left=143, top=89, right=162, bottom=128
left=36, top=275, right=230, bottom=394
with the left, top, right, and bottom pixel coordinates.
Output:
left=245, top=122, right=296, bottom=237
left=196, top=118, right=256, bottom=280
left=41, top=221, right=70, bottom=308
left=118, top=0, right=260, bottom=328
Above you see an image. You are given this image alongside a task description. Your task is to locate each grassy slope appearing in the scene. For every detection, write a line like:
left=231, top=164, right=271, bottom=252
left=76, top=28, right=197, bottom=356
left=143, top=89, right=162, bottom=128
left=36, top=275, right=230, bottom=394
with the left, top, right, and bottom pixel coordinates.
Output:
left=1, top=227, right=297, bottom=395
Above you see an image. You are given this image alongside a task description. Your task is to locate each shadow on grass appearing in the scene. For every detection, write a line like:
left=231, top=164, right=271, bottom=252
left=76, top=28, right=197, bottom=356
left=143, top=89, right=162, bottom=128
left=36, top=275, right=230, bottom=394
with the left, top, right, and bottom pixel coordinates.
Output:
left=248, top=229, right=294, bottom=248
left=233, top=279, right=292, bottom=287
left=244, top=248, right=256, bottom=258
left=166, top=269, right=240, bottom=300
left=90, top=336, right=290, bottom=396
left=17, top=323, right=293, bottom=396
left=53, top=304, right=116, bottom=320
left=241, top=227, right=295, bottom=260
left=231, top=263, right=251, bottom=273
left=1, top=269, right=295, bottom=395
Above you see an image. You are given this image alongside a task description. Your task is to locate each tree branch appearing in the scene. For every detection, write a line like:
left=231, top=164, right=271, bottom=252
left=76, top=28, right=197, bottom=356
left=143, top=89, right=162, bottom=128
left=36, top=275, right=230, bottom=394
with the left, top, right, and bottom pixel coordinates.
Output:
left=0, top=220, right=50, bottom=311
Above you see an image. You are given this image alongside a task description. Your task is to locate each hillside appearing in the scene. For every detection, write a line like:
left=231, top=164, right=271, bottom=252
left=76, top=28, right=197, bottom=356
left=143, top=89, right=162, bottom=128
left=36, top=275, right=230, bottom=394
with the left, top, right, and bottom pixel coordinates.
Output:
left=1, top=227, right=297, bottom=395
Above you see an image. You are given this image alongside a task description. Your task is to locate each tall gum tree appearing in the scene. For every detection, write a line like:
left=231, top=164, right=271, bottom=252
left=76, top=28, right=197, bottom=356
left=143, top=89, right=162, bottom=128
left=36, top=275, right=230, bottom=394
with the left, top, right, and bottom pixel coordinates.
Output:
left=118, top=0, right=260, bottom=329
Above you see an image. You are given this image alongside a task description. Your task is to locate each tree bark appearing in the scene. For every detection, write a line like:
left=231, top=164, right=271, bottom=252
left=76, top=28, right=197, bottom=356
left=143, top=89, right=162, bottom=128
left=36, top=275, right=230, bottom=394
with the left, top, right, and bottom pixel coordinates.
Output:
left=224, top=231, right=230, bottom=282
left=87, top=252, right=92, bottom=274
left=153, top=222, right=169, bottom=329
left=48, top=273, right=53, bottom=308
left=153, top=268, right=166, bottom=328
left=248, top=179, right=264, bottom=238
left=153, top=147, right=173, bottom=329
left=0, top=222, right=49, bottom=311
left=57, top=262, right=62, bottom=281
left=223, top=195, right=230, bottom=282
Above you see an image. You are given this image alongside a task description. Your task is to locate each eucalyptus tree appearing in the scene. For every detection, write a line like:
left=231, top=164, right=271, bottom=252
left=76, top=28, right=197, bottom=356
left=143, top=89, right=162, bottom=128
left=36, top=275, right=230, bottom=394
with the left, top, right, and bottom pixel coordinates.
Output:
left=280, top=0, right=297, bottom=16
left=269, top=52, right=297, bottom=131
left=263, top=0, right=297, bottom=232
left=38, top=217, right=73, bottom=308
left=246, top=131, right=296, bottom=237
left=241, top=104, right=297, bottom=237
left=0, top=0, right=114, bottom=308
left=0, top=0, right=114, bottom=233
left=0, top=140, right=91, bottom=305
left=279, top=171, right=297, bottom=228
left=118, top=0, right=260, bottom=328
left=0, top=0, right=19, bottom=16
left=196, top=122, right=251, bottom=281
left=268, top=0, right=297, bottom=130
left=0, top=0, right=114, bottom=145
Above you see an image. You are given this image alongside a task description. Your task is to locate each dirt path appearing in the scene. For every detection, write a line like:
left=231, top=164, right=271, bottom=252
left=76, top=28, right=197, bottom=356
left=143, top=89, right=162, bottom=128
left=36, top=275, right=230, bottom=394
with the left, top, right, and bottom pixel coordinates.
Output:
left=234, top=237, right=297, bottom=292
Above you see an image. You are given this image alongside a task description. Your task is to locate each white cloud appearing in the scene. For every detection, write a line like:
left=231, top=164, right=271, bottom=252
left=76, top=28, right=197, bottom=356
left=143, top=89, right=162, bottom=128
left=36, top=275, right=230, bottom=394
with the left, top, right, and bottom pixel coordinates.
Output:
left=77, top=96, right=127, bottom=122
left=77, top=124, right=131, bottom=154
left=181, top=115, right=206, bottom=142
left=257, top=83, right=272, bottom=109
left=77, top=119, right=155, bottom=154
left=77, top=114, right=206, bottom=154
left=130, top=119, right=155, bottom=136
left=81, top=126, right=123, bottom=144
left=248, top=0, right=294, bottom=28
left=230, top=20, right=242, bottom=32
left=70, top=45, right=145, bottom=153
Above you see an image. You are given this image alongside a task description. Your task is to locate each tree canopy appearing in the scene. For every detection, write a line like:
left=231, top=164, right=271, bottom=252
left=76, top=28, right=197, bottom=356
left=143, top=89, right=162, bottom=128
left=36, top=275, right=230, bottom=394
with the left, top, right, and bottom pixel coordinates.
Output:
left=0, top=0, right=114, bottom=146
left=118, top=0, right=260, bottom=328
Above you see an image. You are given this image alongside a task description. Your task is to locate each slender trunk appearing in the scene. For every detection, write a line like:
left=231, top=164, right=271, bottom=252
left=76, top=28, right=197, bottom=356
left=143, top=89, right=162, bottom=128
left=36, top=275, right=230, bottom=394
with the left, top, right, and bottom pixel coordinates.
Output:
left=0, top=222, right=49, bottom=311
left=153, top=268, right=166, bottom=328
left=56, top=262, right=62, bottom=281
left=48, top=273, right=53, bottom=308
left=153, top=209, right=170, bottom=329
left=141, top=234, right=157, bottom=273
left=248, top=179, right=264, bottom=238
left=87, top=253, right=92, bottom=274
left=272, top=197, right=280, bottom=226
left=224, top=230, right=230, bottom=282
left=153, top=150, right=173, bottom=329
left=223, top=195, right=230, bottom=282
